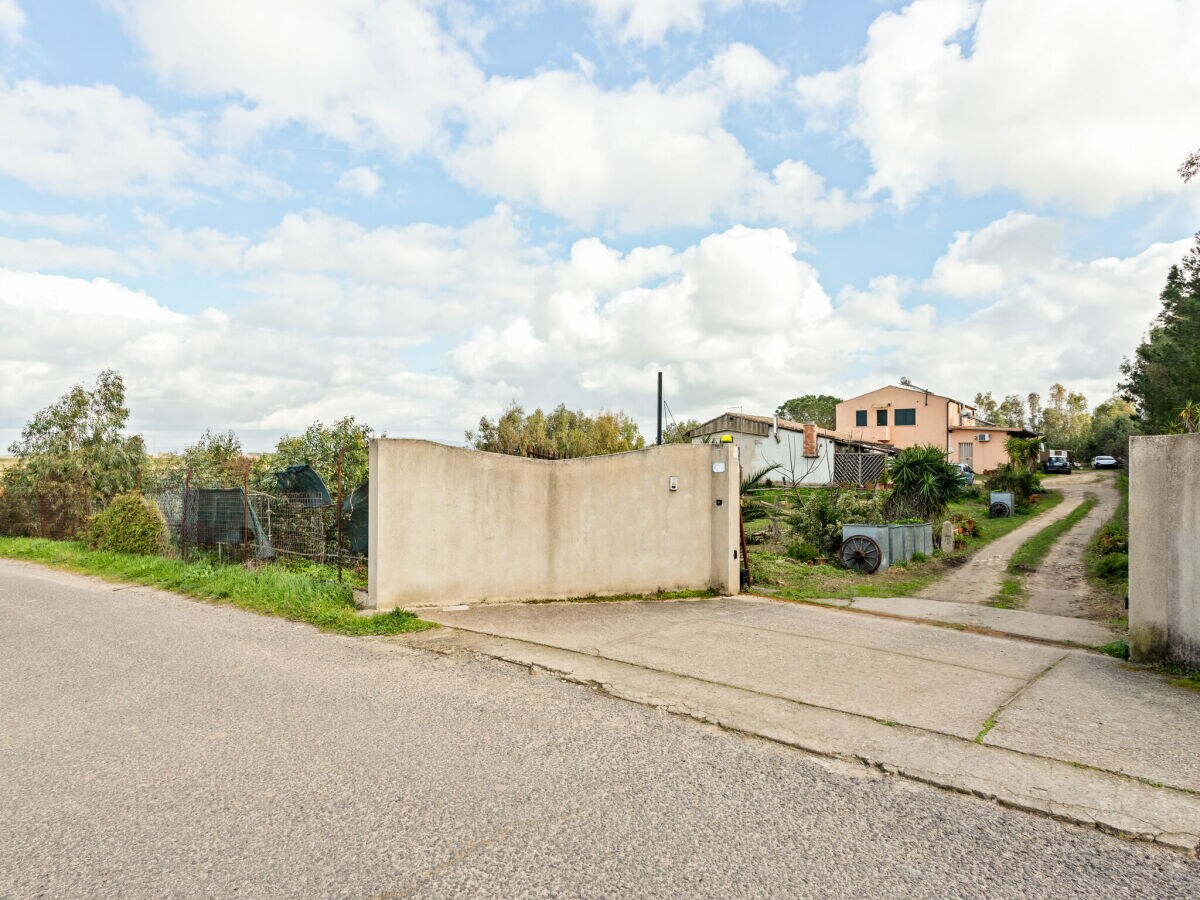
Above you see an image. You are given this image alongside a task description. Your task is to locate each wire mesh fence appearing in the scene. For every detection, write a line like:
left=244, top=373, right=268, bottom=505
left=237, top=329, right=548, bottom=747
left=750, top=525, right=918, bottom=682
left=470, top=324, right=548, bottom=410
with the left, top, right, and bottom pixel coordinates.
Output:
left=0, top=456, right=368, bottom=586
left=0, top=478, right=94, bottom=539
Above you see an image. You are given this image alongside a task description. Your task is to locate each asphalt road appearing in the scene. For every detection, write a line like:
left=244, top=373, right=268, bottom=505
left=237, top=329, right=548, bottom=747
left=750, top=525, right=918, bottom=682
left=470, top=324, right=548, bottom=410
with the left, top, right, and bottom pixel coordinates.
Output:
left=2, top=560, right=1198, bottom=898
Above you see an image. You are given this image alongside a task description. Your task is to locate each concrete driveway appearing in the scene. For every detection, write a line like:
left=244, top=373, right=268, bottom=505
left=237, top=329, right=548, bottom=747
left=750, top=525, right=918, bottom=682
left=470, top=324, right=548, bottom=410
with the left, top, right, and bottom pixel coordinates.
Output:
left=416, top=594, right=1200, bottom=849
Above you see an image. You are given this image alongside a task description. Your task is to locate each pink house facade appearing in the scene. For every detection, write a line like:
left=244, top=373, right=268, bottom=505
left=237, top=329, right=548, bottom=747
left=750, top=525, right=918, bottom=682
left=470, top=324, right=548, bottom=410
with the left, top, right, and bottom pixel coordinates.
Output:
left=834, top=385, right=1035, bottom=473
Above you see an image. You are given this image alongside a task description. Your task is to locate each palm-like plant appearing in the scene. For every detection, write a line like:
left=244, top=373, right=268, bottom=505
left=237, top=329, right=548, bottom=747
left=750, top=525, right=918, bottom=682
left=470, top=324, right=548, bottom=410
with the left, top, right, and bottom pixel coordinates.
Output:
left=885, top=445, right=963, bottom=521
left=740, top=462, right=782, bottom=521
left=1004, top=436, right=1042, bottom=473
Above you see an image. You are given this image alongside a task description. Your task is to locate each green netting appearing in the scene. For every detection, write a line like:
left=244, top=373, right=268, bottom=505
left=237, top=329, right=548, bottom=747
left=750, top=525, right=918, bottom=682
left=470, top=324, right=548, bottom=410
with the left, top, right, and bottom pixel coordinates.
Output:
left=342, top=481, right=368, bottom=555
left=272, top=464, right=332, bottom=507
left=183, top=487, right=275, bottom=559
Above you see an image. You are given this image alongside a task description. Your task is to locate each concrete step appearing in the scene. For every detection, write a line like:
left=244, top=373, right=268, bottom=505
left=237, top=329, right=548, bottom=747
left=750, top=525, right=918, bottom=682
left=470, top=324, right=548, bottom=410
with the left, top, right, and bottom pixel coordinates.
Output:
left=401, top=626, right=1200, bottom=853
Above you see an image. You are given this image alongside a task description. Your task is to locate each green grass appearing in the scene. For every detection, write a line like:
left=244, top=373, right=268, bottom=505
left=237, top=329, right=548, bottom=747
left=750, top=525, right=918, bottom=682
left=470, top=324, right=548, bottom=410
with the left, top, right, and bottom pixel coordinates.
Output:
left=0, top=537, right=433, bottom=636
left=1096, top=639, right=1130, bottom=659
left=1085, top=472, right=1129, bottom=623
left=749, top=490, right=1064, bottom=602
left=974, top=715, right=998, bottom=743
left=1007, top=497, right=1096, bottom=574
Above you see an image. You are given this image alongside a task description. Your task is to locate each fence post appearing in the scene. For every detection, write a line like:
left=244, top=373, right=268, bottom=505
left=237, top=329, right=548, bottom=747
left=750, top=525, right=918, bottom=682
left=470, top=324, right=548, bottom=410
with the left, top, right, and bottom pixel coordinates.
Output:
left=336, top=448, right=344, bottom=583
left=35, top=479, right=44, bottom=538
left=242, top=461, right=250, bottom=566
left=181, top=467, right=191, bottom=561
left=81, top=471, right=90, bottom=520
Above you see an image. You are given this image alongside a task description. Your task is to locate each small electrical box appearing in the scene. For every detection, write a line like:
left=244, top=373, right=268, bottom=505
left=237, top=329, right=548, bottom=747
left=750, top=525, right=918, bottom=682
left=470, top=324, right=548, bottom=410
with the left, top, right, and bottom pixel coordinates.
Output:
left=668, top=476, right=679, bottom=492
left=712, top=461, right=726, bottom=473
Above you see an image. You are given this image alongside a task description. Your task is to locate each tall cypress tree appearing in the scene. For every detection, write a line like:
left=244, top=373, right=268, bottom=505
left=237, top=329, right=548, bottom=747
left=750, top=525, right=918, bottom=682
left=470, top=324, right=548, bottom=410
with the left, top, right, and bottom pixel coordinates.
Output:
left=1121, top=235, right=1200, bottom=432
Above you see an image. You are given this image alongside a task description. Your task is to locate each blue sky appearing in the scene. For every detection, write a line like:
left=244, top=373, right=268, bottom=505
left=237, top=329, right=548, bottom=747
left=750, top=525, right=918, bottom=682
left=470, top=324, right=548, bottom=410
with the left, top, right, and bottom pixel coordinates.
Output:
left=0, top=0, right=1197, bottom=451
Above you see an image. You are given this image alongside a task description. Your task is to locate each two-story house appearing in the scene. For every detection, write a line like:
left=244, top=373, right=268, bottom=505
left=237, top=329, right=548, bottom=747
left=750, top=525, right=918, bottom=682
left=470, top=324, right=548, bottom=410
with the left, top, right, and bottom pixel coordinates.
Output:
left=834, top=383, right=1036, bottom=473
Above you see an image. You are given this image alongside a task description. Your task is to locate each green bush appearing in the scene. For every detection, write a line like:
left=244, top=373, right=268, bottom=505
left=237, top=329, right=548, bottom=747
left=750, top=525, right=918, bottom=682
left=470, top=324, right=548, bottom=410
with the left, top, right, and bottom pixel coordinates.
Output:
left=787, top=488, right=887, bottom=555
left=985, top=464, right=1042, bottom=503
left=910, top=551, right=929, bottom=563
left=82, top=492, right=166, bottom=555
left=785, top=541, right=820, bottom=562
left=1094, top=552, right=1128, bottom=580
left=1093, top=523, right=1129, bottom=555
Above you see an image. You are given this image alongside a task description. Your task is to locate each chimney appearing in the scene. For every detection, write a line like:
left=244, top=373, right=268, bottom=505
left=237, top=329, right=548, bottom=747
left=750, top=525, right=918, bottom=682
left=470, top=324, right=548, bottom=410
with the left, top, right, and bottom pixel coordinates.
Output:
left=803, top=424, right=818, bottom=458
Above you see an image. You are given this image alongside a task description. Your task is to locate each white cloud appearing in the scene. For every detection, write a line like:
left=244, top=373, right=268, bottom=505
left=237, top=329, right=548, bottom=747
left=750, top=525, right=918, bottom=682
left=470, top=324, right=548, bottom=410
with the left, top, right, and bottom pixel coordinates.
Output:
left=927, top=212, right=1063, bottom=299
left=796, top=0, right=1200, bottom=213
left=336, top=166, right=382, bottom=198
left=0, top=0, right=23, bottom=43
left=704, top=42, right=785, bottom=101
left=450, top=65, right=866, bottom=231
left=0, top=236, right=134, bottom=275
left=112, top=0, right=483, bottom=159
left=4, top=204, right=1183, bottom=450
left=0, top=79, right=286, bottom=199
left=0, top=211, right=105, bottom=235
left=581, top=0, right=779, bottom=45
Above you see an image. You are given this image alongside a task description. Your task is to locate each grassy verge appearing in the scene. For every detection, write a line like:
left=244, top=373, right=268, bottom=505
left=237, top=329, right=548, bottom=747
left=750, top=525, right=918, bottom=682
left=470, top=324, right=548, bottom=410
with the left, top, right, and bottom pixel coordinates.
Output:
left=987, top=497, right=1095, bottom=608
left=749, top=489, right=1063, bottom=602
left=1085, top=472, right=1129, bottom=624
left=0, top=537, right=433, bottom=636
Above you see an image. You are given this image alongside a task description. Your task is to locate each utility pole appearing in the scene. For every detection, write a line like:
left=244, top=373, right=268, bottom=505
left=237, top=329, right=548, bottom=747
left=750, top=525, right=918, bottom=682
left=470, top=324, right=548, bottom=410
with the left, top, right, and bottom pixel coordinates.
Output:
left=656, top=371, right=663, bottom=445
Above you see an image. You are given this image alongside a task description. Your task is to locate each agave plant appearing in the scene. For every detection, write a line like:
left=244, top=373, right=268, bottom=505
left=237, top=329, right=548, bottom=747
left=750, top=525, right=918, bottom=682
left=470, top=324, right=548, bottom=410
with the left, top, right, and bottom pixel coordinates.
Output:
left=885, top=445, right=963, bottom=521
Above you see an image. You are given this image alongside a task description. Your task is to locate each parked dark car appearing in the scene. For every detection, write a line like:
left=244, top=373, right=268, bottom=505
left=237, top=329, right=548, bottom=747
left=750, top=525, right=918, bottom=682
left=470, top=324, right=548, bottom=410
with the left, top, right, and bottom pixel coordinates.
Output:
left=1092, top=455, right=1120, bottom=469
left=1043, top=456, right=1071, bottom=474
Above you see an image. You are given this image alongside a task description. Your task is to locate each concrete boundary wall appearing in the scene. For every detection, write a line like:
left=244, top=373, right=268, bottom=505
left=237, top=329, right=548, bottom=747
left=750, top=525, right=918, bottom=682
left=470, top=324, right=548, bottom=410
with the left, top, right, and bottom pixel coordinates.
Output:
left=368, top=440, right=741, bottom=610
left=1129, top=433, right=1200, bottom=666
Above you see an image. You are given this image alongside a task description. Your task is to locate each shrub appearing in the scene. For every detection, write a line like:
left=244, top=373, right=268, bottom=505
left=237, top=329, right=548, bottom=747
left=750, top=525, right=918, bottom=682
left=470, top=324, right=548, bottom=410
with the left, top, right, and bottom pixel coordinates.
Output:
left=1093, top=523, right=1129, bottom=555
left=910, top=551, right=929, bottom=563
left=985, top=464, right=1042, bottom=503
left=1094, top=552, right=1128, bottom=580
left=82, top=492, right=166, bottom=555
left=786, top=488, right=887, bottom=556
left=787, top=490, right=840, bottom=555
left=785, top=541, right=819, bottom=563
left=885, top=445, right=963, bottom=521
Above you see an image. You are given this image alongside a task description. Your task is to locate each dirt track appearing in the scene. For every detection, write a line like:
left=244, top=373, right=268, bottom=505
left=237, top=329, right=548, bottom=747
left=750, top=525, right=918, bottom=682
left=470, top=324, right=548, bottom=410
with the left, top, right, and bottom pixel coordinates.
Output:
left=917, top=472, right=1112, bottom=610
left=1024, top=472, right=1120, bottom=618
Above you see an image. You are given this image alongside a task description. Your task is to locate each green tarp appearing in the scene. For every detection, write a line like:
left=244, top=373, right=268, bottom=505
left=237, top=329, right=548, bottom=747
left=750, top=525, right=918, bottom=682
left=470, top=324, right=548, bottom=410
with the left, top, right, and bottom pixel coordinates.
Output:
left=273, top=464, right=332, bottom=507
left=342, top=482, right=368, bottom=556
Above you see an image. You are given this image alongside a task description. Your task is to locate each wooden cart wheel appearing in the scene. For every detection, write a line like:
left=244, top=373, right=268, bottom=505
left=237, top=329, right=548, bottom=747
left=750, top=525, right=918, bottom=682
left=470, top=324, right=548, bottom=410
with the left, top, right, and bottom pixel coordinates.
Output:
left=988, top=501, right=1012, bottom=519
left=840, top=535, right=882, bottom=574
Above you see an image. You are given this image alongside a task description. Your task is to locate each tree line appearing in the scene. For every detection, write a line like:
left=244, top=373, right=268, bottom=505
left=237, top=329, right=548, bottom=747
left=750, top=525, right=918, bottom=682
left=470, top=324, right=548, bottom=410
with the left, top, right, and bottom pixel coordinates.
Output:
left=3, top=370, right=375, bottom=505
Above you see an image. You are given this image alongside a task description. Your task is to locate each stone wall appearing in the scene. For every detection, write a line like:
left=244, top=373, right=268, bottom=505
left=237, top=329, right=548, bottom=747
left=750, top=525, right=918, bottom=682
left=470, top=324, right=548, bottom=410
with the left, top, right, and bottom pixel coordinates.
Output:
left=368, top=440, right=741, bottom=610
left=1129, top=433, right=1200, bottom=667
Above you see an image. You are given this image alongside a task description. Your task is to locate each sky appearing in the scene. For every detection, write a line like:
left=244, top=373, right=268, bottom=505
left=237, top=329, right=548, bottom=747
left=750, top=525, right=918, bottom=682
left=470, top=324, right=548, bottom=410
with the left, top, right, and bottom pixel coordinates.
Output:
left=0, top=0, right=1197, bottom=452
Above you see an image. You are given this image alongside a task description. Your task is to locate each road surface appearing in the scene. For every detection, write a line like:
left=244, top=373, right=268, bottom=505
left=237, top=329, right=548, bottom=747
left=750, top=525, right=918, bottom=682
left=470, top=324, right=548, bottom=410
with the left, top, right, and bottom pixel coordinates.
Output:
left=2, top=560, right=1197, bottom=898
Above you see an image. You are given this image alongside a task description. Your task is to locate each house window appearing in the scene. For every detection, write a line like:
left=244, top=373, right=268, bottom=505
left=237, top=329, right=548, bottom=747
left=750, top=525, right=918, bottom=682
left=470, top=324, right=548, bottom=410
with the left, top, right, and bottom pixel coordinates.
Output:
left=876, top=409, right=888, bottom=426
left=855, top=410, right=867, bottom=427
left=958, top=442, right=973, bottom=466
left=895, top=408, right=916, bottom=426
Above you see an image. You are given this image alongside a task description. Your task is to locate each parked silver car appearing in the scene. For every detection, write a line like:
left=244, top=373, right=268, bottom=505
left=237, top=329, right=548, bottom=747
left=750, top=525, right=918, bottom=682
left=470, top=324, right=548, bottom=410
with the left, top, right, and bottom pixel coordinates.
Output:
left=1092, top=455, right=1120, bottom=469
left=951, top=462, right=975, bottom=485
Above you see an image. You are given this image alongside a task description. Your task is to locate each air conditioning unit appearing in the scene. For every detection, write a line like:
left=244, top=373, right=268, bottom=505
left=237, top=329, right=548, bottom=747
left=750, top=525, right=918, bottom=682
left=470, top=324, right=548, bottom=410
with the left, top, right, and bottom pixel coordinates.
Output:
left=977, top=433, right=991, bottom=442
